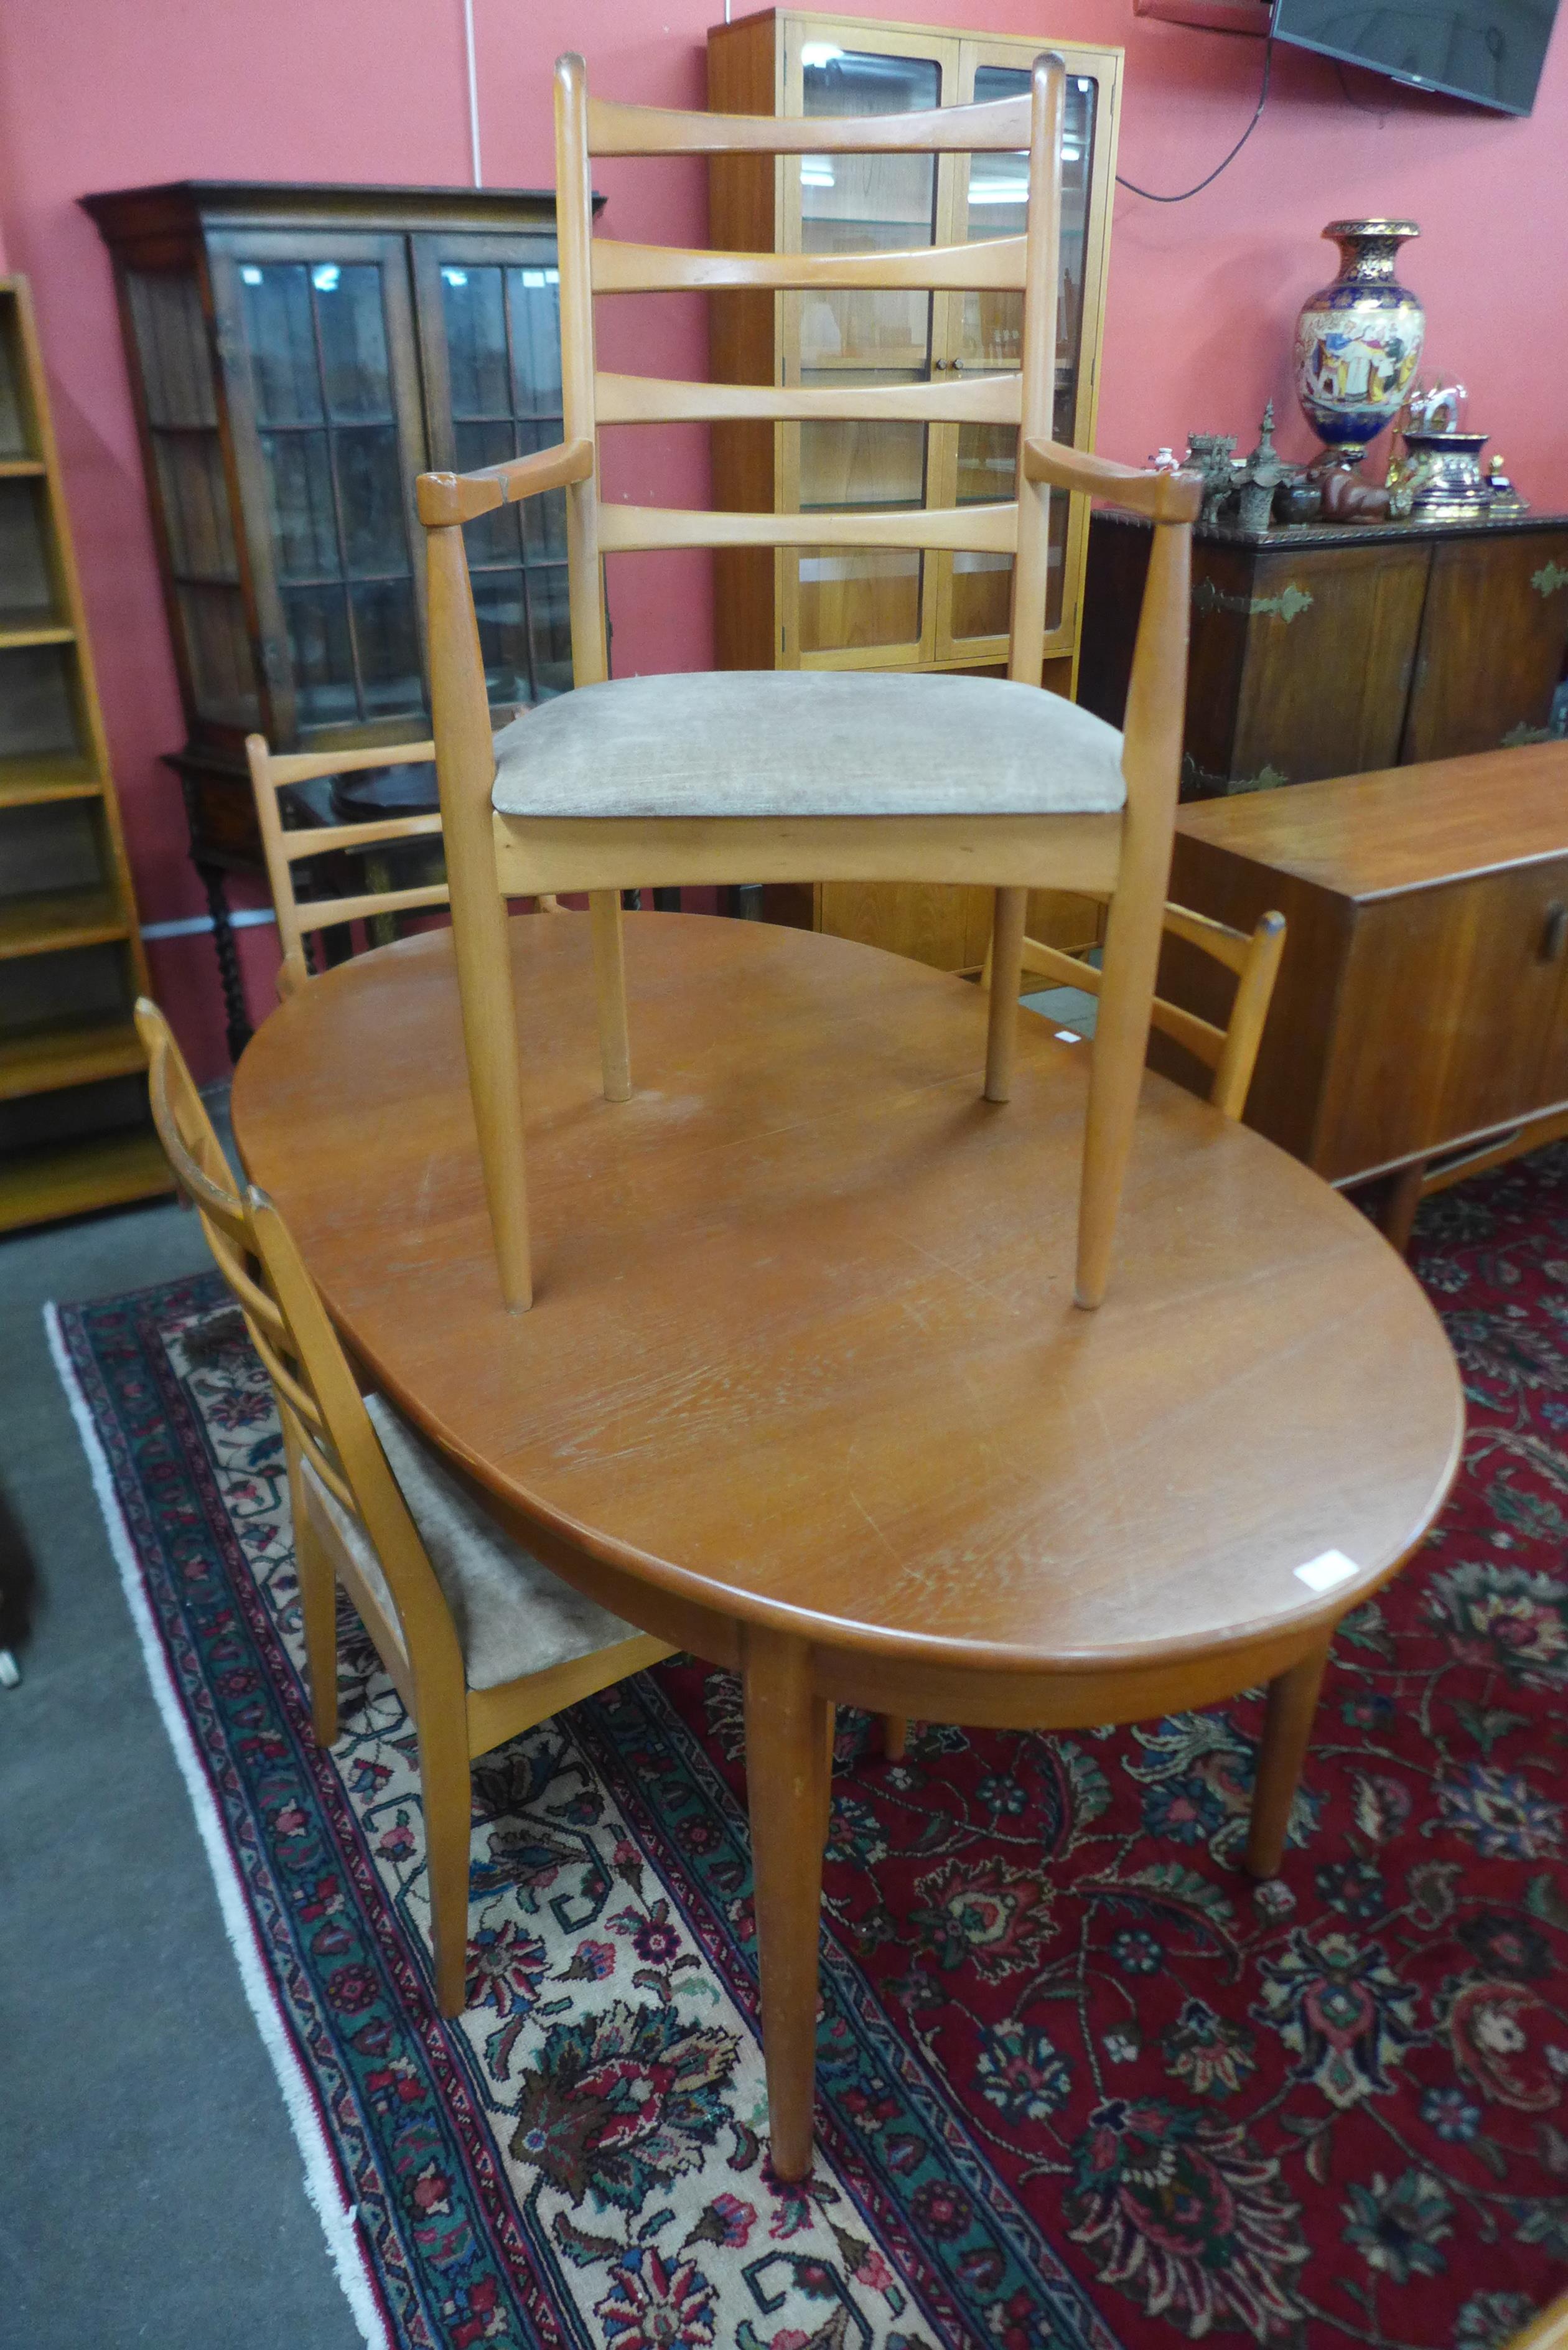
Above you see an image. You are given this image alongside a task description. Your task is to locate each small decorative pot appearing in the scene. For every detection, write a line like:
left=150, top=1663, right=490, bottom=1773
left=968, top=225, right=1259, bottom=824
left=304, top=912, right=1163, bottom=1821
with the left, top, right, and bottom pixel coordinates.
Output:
left=1404, top=429, right=1493, bottom=519
left=1294, top=220, right=1425, bottom=470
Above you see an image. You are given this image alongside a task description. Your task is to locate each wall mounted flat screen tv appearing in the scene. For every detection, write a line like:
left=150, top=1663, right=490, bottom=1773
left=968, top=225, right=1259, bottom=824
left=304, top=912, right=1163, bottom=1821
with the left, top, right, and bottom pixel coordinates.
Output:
left=1272, top=0, right=1559, bottom=111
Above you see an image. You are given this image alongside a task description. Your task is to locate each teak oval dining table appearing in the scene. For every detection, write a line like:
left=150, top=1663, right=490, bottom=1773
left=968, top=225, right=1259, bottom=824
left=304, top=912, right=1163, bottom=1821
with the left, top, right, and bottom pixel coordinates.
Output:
left=230, top=911, right=1463, bottom=2183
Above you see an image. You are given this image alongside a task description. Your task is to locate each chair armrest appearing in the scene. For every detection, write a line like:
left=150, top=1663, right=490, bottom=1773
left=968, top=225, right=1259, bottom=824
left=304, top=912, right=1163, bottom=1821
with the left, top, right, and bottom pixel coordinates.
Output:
left=416, top=438, right=595, bottom=527
left=1021, top=438, right=1201, bottom=525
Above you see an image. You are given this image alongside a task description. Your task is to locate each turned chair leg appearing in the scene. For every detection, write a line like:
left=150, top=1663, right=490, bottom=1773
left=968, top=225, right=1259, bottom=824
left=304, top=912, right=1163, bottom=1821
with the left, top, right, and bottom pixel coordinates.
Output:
left=984, top=886, right=1028, bottom=1104
left=744, top=1627, right=831, bottom=2183
left=882, top=1713, right=908, bottom=1760
left=1379, top=1159, right=1426, bottom=1258
left=590, top=890, right=632, bottom=1103
left=1246, top=1637, right=1331, bottom=1880
left=420, top=1702, right=477, bottom=2016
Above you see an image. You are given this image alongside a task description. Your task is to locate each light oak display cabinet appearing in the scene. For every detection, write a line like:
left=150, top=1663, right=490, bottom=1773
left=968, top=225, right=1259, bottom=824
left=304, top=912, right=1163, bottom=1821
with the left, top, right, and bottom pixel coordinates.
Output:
left=706, top=9, right=1122, bottom=970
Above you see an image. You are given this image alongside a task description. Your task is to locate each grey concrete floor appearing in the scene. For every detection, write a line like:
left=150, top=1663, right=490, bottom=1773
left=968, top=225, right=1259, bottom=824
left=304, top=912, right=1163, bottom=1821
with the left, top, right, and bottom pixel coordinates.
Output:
left=0, top=1145, right=359, bottom=2347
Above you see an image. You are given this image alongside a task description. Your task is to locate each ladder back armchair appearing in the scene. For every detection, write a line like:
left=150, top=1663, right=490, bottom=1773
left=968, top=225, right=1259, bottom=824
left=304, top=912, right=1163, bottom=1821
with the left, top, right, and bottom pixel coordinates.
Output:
left=417, top=50, right=1200, bottom=1314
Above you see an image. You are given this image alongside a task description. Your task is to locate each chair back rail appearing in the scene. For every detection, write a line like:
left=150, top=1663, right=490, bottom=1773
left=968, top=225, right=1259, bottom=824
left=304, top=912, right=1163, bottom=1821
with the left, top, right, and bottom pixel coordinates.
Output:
left=585, top=90, right=1035, bottom=154
left=593, top=368, right=1023, bottom=427
left=596, top=501, right=1017, bottom=556
left=590, top=236, right=1026, bottom=294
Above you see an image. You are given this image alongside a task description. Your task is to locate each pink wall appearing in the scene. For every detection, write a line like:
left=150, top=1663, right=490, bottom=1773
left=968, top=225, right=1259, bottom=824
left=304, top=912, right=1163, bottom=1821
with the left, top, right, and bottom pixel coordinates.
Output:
left=1, top=0, right=1564, bottom=1078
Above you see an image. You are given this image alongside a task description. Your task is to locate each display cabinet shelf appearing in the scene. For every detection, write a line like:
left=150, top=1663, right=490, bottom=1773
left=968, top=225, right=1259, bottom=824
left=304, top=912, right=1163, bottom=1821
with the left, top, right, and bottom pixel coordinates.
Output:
left=0, top=278, right=164, bottom=1227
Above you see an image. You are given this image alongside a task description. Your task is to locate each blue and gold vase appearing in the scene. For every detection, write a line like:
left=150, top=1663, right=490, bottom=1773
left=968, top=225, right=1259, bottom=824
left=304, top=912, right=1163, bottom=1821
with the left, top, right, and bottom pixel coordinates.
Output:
left=1293, top=220, right=1424, bottom=472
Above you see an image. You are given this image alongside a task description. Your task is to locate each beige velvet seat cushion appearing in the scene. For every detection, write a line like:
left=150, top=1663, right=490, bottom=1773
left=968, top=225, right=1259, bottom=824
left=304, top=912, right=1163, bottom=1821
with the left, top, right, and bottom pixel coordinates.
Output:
left=299, top=1395, right=638, bottom=1692
left=490, top=669, right=1126, bottom=820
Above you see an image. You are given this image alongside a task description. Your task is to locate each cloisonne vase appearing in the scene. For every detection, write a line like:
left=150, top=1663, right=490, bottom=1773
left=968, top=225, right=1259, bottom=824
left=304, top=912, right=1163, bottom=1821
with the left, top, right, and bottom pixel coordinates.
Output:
left=1293, top=219, right=1425, bottom=472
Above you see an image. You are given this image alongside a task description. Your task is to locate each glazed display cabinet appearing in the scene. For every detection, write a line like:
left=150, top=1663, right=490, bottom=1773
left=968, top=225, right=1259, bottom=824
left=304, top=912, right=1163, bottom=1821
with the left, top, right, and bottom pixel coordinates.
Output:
left=83, top=182, right=580, bottom=1052
left=706, top=9, right=1122, bottom=970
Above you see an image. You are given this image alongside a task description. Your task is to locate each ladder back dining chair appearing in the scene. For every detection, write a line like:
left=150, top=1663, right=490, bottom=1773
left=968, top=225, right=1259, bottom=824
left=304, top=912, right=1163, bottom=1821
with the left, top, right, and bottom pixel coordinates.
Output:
left=248, top=733, right=446, bottom=1000
left=135, top=999, right=673, bottom=2012
left=993, top=897, right=1289, bottom=1120
left=416, top=50, right=1202, bottom=1316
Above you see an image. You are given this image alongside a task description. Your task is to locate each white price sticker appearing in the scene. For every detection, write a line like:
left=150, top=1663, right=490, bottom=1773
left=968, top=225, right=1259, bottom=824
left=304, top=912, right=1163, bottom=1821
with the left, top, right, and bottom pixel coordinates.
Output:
left=1294, top=1550, right=1361, bottom=1593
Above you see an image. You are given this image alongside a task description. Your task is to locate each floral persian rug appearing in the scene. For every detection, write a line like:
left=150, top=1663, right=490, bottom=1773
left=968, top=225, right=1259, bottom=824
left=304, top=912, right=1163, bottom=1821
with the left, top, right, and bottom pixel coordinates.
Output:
left=49, top=1143, right=1568, bottom=2350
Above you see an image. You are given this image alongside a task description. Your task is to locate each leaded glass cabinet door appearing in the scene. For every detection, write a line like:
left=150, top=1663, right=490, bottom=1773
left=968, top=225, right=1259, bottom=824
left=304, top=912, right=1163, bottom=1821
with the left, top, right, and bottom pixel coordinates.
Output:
left=779, top=26, right=959, bottom=668
left=934, top=41, right=1121, bottom=670
left=118, top=267, right=259, bottom=736
left=209, top=231, right=431, bottom=745
left=413, top=235, right=571, bottom=710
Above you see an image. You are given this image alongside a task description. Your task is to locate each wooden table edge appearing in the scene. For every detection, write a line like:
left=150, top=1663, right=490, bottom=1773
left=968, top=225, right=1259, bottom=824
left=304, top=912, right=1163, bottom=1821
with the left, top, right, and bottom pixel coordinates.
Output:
left=400, top=1361, right=1467, bottom=1697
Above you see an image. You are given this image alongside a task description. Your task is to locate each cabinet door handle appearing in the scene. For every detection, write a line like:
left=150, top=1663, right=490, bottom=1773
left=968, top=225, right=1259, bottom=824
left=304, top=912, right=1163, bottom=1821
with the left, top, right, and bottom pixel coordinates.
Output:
left=1542, top=903, right=1568, bottom=962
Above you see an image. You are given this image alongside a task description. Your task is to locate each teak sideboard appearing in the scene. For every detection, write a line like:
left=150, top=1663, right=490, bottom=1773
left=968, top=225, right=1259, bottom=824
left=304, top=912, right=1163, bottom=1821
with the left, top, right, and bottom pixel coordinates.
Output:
left=1169, top=746, right=1568, bottom=1240
left=1081, top=508, right=1568, bottom=800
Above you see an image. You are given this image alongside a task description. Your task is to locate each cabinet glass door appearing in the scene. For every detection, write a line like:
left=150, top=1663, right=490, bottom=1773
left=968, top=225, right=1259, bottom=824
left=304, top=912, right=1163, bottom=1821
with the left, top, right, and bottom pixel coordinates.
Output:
left=417, top=241, right=571, bottom=707
left=123, top=269, right=258, bottom=731
left=213, top=233, right=428, bottom=739
left=791, top=39, right=948, bottom=663
left=941, top=62, right=1099, bottom=660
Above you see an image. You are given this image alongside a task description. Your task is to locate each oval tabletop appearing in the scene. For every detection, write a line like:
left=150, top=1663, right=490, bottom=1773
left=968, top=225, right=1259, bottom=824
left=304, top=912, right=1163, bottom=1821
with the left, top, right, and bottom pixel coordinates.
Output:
left=230, top=912, right=1463, bottom=1678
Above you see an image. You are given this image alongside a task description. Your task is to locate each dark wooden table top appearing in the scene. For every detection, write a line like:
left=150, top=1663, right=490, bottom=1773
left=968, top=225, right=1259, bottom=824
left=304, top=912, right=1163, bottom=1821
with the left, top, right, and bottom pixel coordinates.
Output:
left=1176, top=742, right=1568, bottom=898
left=230, top=913, right=1463, bottom=1678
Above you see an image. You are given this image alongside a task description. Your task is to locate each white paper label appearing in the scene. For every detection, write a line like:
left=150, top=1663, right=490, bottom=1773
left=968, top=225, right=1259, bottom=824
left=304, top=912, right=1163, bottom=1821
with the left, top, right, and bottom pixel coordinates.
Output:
left=1055, top=1029, right=1081, bottom=1044
left=1294, top=1549, right=1360, bottom=1593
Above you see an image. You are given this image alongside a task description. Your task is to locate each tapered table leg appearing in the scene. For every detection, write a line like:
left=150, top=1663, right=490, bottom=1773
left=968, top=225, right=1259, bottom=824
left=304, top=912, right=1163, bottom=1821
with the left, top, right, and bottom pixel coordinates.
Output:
left=743, top=1626, right=830, bottom=2182
left=1380, top=1159, right=1426, bottom=1258
left=1246, top=1637, right=1331, bottom=1880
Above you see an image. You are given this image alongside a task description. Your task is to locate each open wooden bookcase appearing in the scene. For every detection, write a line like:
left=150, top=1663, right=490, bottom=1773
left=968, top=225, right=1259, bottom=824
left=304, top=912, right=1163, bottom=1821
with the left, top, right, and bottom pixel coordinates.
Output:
left=0, top=276, right=168, bottom=1232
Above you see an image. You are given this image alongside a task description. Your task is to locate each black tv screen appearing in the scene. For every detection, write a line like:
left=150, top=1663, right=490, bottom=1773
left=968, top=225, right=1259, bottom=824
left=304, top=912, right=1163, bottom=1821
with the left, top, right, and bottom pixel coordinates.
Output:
left=1272, top=0, right=1559, bottom=111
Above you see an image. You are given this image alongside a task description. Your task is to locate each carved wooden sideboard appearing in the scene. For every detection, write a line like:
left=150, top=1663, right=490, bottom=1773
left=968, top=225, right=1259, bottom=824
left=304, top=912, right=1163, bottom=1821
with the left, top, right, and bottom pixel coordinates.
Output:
left=1079, top=508, right=1568, bottom=800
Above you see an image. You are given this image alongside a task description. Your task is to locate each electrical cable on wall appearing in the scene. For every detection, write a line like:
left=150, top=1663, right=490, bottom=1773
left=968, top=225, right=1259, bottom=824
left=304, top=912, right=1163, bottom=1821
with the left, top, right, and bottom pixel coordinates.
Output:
left=464, top=0, right=483, bottom=187
left=1335, top=58, right=1389, bottom=109
left=1116, top=19, right=1277, bottom=202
